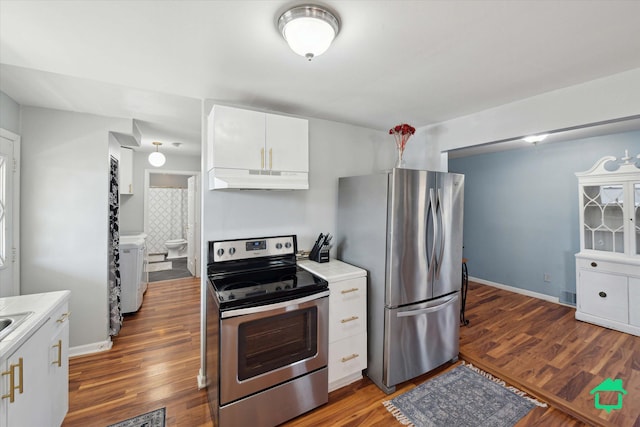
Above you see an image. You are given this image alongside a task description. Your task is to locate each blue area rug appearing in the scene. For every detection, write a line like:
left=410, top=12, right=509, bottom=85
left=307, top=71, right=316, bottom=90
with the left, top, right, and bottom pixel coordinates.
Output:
left=107, top=407, right=165, bottom=427
left=384, top=364, right=546, bottom=427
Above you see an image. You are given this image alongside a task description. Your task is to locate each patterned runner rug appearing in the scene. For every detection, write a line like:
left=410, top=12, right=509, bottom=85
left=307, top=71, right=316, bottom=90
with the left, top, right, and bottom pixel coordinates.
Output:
left=107, top=407, right=165, bottom=427
left=384, top=363, right=546, bottom=427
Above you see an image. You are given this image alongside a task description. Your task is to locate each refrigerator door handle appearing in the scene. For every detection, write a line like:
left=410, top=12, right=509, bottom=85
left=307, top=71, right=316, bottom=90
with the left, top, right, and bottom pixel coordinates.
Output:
left=435, top=188, right=445, bottom=280
left=396, top=294, right=459, bottom=317
left=428, top=188, right=438, bottom=277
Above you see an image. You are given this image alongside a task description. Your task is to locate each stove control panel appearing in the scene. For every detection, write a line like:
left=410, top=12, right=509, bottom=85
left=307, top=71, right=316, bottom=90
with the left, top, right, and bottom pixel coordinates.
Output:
left=211, top=235, right=296, bottom=262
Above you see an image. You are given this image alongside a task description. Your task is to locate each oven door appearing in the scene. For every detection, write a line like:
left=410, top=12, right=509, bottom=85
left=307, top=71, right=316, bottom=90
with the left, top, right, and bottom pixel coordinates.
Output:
left=220, top=292, right=329, bottom=405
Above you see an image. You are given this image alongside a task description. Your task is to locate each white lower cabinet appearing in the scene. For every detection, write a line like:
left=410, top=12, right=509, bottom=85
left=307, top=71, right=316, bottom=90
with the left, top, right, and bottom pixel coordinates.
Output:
left=49, top=303, right=70, bottom=426
left=298, top=260, right=367, bottom=391
left=575, top=255, right=640, bottom=336
left=0, top=298, right=70, bottom=427
left=2, top=322, right=50, bottom=427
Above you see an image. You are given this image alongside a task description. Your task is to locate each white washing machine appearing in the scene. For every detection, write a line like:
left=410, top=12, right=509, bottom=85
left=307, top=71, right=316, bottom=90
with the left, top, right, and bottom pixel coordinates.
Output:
left=119, top=235, right=147, bottom=313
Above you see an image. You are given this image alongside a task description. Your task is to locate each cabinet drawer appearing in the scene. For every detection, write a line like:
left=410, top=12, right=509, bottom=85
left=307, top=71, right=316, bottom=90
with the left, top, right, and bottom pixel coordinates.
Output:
left=328, top=333, right=367, bottom=385
left=576, top=257, right=640, bottom=276
left=578, top=270, right=628, bottom=323
left=49, top=302, right=71, bottom=334
left=329, top=278, right=366, bottom=342
left=630, top=277, right=640, bottom=327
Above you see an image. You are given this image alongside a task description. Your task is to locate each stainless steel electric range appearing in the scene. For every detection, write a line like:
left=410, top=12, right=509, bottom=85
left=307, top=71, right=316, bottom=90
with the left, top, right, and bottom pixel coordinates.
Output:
left=206, top=235, right=329, bottom=427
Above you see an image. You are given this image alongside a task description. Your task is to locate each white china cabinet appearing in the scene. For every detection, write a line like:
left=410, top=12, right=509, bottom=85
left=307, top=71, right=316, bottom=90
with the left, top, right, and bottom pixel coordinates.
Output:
left=575, top=151, right=640, bottom=336
left=298, top=259, right=368, bottom=391
left=207, top=104, right=309, bottom=190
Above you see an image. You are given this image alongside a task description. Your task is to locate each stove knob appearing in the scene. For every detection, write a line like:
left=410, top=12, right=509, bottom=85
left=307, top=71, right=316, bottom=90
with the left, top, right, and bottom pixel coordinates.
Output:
left=229, top=247, right=236, bottom=255
left=285, top=242, right=292, bottom=249
left=275, top=243, right=283, bottom=249
left=275, top=286, right=282, bottom=291
left=285, top=285, right=291, bottom=289
left=228, top=293, right=235, bottom=300
left=217, top=248, right=225, bottom=257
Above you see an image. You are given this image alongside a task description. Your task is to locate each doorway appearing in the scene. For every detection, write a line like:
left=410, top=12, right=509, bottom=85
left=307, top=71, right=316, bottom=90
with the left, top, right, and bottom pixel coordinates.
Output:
left=0, top=129, right=20, bottom=297
left=144, top=169, right=200, bottom=281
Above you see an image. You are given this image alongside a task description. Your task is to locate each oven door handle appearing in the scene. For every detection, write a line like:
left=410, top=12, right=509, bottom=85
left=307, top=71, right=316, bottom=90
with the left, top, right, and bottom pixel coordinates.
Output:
left=220, top=290, right=330, bottom=318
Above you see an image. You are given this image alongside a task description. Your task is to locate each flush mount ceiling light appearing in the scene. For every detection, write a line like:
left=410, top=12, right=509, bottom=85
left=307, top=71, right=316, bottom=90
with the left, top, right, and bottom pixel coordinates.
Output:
left=522, top=134, right=549, bottom=143
left=277, top=4, right=340, bottom=61
left=148, top=141, right=166, bottom=167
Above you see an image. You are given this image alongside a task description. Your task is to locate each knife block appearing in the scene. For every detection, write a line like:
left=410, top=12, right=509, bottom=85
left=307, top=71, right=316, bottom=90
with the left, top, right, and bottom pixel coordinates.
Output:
left=310, top=245, right=330, bottom=263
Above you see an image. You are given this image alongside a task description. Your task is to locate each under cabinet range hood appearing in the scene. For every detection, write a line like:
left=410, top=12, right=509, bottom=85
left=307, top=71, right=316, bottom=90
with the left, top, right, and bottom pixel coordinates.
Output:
left=208, top=168, right=309, bottom=190
left=207, top=104, right=310, bottom=190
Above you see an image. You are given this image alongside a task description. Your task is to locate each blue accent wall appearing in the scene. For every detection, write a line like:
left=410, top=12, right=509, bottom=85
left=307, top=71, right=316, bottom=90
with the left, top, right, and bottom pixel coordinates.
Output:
left=449, top=131, right=640, bottom=304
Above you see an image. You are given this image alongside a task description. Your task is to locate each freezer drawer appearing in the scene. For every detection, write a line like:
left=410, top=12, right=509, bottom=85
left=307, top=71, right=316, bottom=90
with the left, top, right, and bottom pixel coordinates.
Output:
left=384, top=293, right=459, bottom=389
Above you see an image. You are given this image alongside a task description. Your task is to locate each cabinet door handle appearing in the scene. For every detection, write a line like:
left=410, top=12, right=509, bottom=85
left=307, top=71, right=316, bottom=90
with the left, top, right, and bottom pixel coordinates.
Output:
left=57, top=312, right=71, bottom=323
left=129, top=184, right=133, bottom=193
left=260, top=148, right=265, bottom=169
left=52, top=340, right=63, bottom=367
left=341, top=316, right=359, bottom=323
left=1, top=357, right=23, bottom=403
left=269, top=148, right=273, bottom=170
left=341, top=288, right=359, bottom=295
left=590, top=262, right=598, bottom=267
left=341, top=353, right=359, bottom=363
left=599, top=291, right=607, bottom=298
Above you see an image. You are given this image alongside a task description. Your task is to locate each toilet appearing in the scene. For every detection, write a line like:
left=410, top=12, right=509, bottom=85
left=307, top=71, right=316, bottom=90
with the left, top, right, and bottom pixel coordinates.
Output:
left=165, top=238, right=188, bottom=259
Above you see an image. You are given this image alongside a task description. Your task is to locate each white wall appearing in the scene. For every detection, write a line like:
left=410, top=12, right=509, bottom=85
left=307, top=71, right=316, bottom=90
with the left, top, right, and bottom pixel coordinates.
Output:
left=119, top=150, right=200, bottom=234
left=202, top=117, right=397, bottom=254
left=0, top=91, right=20, bottom=134
left=20, top=106, right=131, bottom=348
left=425, top=68, right=640, bottom=152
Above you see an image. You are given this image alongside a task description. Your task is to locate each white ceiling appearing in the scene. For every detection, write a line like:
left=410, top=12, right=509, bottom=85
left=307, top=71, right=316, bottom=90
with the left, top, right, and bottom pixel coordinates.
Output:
left=1, top=0, right=640, bottom=157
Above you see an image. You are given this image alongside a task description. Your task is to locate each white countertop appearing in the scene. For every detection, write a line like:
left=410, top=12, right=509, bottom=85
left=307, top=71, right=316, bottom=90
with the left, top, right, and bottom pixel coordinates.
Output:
left=298, top=259, right=367, bottom=281
left=0, top=291, right=71, bottom=358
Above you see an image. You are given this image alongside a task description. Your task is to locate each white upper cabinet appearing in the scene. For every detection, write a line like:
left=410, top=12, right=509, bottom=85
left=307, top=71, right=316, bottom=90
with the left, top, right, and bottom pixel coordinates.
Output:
left=119, top=147, right=134, bottom=195
left=265, top=113, right=309, bottom=173
left=207, top=105, right=309, bottom=190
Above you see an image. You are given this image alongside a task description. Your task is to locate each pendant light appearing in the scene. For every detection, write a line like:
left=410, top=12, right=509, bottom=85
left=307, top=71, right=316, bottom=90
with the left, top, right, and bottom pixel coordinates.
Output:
left=278, top=5, right=340, bottom=61
left=148, top=141, right=166, bottom=167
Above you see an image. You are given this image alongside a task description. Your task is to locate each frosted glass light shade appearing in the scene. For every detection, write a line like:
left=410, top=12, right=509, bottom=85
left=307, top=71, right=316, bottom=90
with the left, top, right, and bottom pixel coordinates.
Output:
left=278, top=5, right=339, bottom=61
left=148, top=151, right=166, bottom=167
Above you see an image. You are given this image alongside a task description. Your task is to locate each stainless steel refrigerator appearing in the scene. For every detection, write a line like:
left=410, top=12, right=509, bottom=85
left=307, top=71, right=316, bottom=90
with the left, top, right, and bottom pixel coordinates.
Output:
left=337, top=168, right=464, bottom=394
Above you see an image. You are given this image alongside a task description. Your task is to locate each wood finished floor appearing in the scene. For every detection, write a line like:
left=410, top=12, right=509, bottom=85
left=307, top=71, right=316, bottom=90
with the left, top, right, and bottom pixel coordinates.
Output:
left=63, top=278, right=639, bottom=426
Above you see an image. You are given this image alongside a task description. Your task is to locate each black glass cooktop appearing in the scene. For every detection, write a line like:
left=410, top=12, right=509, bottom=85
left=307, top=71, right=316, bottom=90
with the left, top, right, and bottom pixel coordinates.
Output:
left=209, top=265, right=328, bottom=311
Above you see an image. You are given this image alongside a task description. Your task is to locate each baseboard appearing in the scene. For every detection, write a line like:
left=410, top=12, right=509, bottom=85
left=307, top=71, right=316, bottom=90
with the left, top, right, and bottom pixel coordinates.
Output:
left=469, top=276, right=563, bottom=305
left=69, top=339, right=113, bottom=358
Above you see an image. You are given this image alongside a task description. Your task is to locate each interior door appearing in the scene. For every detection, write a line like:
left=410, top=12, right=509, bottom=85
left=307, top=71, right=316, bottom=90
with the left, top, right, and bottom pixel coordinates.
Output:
left=187, top=176, right=196, bottom=276
left=0, top=133, right=18, bottom=297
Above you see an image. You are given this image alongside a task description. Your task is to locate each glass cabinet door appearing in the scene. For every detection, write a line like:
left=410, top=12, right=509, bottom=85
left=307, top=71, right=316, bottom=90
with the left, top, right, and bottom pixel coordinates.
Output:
left=582, top=184, right=624, bottom=253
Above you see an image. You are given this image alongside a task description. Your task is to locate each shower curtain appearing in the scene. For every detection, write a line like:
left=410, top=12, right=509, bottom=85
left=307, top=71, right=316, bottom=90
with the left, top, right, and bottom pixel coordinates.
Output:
left=108, top=156, right=122, bottom=335
left=147, top=187, right=188, bottom=254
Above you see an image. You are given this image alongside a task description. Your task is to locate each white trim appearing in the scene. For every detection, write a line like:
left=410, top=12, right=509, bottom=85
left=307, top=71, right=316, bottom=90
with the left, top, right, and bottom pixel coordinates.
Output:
left=575, top=311, right=640, bottom=337
left=469, top=276, right=563, bottom=304
left=69, top=339, right=113, bottom=358
left=0, top=128, right=20, bottom=297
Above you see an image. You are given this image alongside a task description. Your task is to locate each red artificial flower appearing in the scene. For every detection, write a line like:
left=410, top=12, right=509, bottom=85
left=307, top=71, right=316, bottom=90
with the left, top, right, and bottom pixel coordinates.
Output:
left=388, top=123, right=416, bottom=154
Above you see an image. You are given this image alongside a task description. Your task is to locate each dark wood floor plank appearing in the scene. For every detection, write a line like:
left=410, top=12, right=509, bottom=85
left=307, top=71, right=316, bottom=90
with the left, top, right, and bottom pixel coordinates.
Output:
left=64, top=278, right=638, bottom=427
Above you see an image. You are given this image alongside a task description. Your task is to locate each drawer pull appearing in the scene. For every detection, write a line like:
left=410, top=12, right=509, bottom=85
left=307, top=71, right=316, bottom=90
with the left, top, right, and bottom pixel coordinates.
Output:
left=590, top=262, right=598, bottom=267
left=341, top=353, right=359, bottom=363
left=341, top=316, right=359, bottom=324
left=599, top=291, right=607, bottom=298
left=52, top=340, right=62, bottom=367
left=57, top=312, right=71, bottom=323
left=1, top=357, right=23, bottom=403
left=341, top=288, right=359, bottom=295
